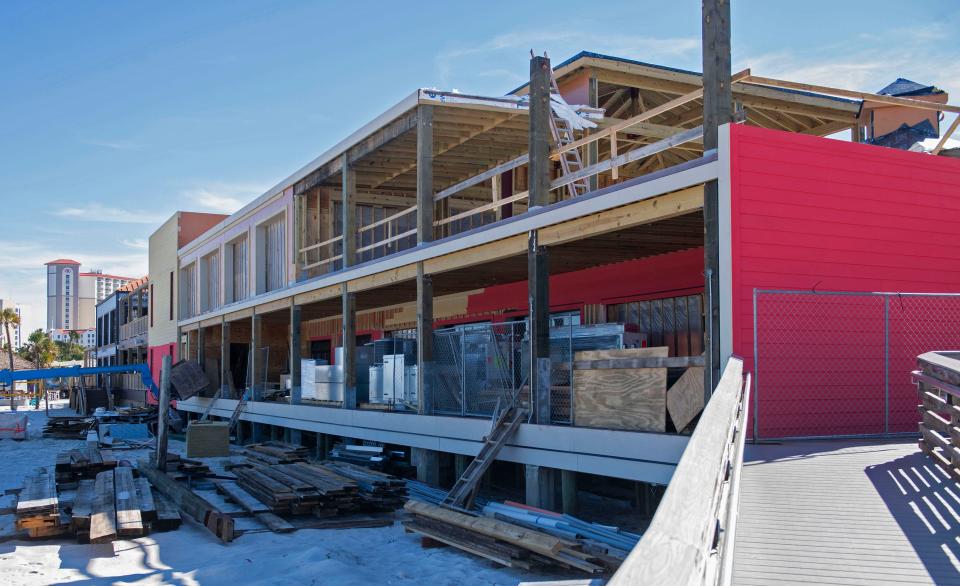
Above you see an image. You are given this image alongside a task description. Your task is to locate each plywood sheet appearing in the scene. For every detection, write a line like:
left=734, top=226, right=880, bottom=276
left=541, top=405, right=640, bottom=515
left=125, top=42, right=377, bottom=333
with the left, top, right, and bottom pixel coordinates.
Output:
left=667, top=366, right=705, bottom=433
left=573, top=347, right=668, bottom=432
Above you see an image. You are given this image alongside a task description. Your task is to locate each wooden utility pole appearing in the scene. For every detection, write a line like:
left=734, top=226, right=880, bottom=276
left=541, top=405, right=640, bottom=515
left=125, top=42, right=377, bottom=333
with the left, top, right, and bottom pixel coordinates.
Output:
left=702, top=0, right=731, bottom=399
left=155, top=354, right=172, bottom=470
left=528, top=54, right=552, bottom=424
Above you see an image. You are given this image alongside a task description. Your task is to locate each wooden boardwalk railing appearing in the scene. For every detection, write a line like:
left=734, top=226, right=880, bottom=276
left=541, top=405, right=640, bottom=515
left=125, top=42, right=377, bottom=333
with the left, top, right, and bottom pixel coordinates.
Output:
left=609, top=357, right=750, bottom=586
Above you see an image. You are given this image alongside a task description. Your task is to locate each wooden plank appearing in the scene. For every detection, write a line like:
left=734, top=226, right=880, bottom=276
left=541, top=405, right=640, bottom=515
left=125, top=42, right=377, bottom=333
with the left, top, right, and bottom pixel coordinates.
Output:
left=667, top=366, right=706, bottom=433
left=137, top=458, right=233, bottom=542
left=933, top=114, right=960, bottom=155
left=70, top=479, right=96, bottom=530
left=115, top=467, right=143, bottom=537
left=215, top=481, right=272, bottom=514
left=134, top=477, right=157, bottom=523
left=89, top=470, right=117, bottom=544
left=573, top=356, right=705, bottom=370
left=152, top=491, right=182, bottom=532
left=744, top=74, right=960, bottom=114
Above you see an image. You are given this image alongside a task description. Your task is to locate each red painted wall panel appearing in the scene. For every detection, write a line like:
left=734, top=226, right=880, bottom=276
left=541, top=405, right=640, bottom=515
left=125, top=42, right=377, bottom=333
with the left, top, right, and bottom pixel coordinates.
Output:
left=146, top=343, right=176, bottom=406
left=466, top=247, right=705, bottom=318
left=729, top=124, right=960, bottom=437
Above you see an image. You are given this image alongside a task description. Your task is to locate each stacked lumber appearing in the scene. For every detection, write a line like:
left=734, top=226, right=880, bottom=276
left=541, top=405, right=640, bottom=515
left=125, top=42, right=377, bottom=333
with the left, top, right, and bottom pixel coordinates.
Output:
left=404, top=500, right=605, bottom=574
left=322, top=461, right=407, bottom=510
left=16, top=468, right=67, bottom=538
left=243, top=441, right=310, bottom=464
left=231, top=461, right=361, bottom=516
left=55, top=448, right=117, bottom=487
left=42, top=416, right=95, bottom=439
left=329, top=443, right=388, bottom=468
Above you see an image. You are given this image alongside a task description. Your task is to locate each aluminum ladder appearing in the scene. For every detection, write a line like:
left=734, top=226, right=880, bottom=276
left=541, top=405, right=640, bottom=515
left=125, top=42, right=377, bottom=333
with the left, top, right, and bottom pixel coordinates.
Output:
left=441, top=403, right=527, bottom=510
left=540, top=51, right=591, bottom=199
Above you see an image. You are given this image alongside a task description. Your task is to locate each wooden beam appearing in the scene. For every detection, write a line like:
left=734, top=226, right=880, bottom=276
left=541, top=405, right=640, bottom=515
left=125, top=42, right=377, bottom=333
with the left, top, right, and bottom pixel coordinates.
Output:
left=290, top=304, right=302, bottom=406
left=342, top=153, right=357, bottom=268
left=529, top=56, right=552, bottom=208
left=553, top=69, right=749, bottom=160
left=933, top=115, right=960, bottom=155
left=702, top=0, right=730, bottom=398
left=417, top=262, right=433, bottom=415
left=417, top=104, right=434, bottom=243
left=341, top=283, right=357, bottom=410
left=744, top=74, right=960, bottom=114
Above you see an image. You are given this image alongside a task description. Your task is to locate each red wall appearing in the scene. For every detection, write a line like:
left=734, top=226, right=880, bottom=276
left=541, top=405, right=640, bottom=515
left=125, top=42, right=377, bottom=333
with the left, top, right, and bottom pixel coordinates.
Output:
left=729, top=124, right=960, bottom=437
left=146, top=343, right=177, bottom=405
left=466, top=247, right=705, bottom=319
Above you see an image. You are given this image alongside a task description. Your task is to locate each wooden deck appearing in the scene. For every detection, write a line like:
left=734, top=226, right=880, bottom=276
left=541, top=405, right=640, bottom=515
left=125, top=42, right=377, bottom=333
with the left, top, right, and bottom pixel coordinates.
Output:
left=733, top=439, right=960, bottom=585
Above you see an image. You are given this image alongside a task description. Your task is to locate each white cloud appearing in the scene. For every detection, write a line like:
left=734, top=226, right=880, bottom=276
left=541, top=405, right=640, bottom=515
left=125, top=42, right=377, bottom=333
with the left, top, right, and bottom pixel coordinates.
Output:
left=80, top=138, right=142, bottom=151
left=738, top=25, right=960, bottom=98
left=53, top=202, right=167, bottom=224
left=436, top=29, right=699, bottom=88
left=121, top=238, right=149, bottom=250
left=180, top=182, right=269, bottom=214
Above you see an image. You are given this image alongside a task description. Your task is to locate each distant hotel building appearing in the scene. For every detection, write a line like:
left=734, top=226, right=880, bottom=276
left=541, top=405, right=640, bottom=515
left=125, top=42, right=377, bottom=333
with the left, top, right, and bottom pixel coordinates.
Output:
left=0, top=299, right=26, bottom=349
left=45, top=259, right=135, bottom=332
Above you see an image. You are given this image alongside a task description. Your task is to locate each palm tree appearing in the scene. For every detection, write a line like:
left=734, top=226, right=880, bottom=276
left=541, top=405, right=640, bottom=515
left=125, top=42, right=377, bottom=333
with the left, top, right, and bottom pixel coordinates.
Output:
left=24, top=329, right=55, bottom=411
left=0, top=308, right=19, bottom=410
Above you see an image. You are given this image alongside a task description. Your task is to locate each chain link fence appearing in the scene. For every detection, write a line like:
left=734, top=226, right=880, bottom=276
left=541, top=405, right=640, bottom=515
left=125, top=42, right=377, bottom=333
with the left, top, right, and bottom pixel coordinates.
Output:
left=753, top=290, right=960, bottom=439
left=432, top=321, right=527, bottom=419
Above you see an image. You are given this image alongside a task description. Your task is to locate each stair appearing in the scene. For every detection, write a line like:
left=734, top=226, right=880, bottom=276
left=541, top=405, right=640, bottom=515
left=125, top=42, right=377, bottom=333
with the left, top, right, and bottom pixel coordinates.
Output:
left=441, top=404, right=527, bottom=510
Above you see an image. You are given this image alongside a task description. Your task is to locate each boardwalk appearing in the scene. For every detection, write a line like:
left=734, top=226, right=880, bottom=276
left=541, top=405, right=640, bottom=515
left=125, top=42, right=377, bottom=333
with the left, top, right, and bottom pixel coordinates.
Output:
left=733, top=439, right=960, bottom=585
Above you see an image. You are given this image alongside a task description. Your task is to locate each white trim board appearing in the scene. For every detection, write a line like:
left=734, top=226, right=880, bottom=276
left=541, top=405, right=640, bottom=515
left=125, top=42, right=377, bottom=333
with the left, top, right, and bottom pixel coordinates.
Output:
left=179, top=397, right=689, bottom=484
left=178, top=157, right=718, bottom=327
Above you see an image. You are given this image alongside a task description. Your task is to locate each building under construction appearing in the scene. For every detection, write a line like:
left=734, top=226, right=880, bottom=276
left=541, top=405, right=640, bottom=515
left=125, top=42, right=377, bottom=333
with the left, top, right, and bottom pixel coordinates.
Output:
left=147, top=50, right=960, bottom=511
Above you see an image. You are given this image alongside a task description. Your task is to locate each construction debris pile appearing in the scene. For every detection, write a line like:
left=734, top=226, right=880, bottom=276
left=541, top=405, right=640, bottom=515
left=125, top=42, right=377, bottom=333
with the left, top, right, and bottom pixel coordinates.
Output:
left=403, top=499, right=640, bottom=574
left=15, top=454, right=181, bottom=542
left=42, top=416, right=95, bottom=439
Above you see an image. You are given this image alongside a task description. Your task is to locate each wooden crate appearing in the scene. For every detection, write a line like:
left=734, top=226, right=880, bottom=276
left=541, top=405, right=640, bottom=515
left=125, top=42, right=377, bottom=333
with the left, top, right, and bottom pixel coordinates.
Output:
left=573, top=347, right=668, bottom=432
left=186, top=421, right=230, bottom=458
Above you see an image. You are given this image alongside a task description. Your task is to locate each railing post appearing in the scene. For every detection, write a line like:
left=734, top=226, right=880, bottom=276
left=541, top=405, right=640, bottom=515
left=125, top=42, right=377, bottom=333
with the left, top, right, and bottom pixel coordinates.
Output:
left=752, top=288, right=760, bottom=441
left=884, top=295, right=890, bottom=435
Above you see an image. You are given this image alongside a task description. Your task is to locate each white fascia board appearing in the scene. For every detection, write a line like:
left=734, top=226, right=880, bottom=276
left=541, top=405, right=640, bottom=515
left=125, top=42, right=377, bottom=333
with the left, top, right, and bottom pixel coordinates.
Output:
left=718, top=123, right=733, bottom=364
left=178, top=157, right=718, bottom=327
left=179, top=397, right=688, bottom=483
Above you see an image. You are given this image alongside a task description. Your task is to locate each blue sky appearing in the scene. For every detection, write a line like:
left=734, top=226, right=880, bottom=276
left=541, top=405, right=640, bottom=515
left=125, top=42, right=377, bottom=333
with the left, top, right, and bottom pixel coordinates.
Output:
left=1, top=0, right=958, bottom=335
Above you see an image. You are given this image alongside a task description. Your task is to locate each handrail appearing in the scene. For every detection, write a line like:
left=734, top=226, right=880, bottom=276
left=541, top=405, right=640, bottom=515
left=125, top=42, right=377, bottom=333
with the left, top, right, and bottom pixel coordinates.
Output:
left=609, top=357, right=748, bottom=586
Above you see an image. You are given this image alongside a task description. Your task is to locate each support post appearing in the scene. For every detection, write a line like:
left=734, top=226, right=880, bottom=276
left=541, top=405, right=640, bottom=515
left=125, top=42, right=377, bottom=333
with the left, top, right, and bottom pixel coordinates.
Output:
left=250, top=313, right=263, bottom=443
left=341, top=284, right=357, bottom=409
left=417, top=105, right=434, bottom=242
left=561, top=469, right=577, bottom=515
left=413, top=447, right=440, bottom=486
left=454, top=454, right=469, bottom=479
left=155, top=355, right=172, bottom=470
left=220, top=318, right=230, bottom=397
left=341, top=152, right=356, bottom=268
left=197, top=326, right=206, bottom=382
left=528, top=230, right=551, bottom=424
left=416, top=262, right=433, bottom=415
left=528, top=55, right=551, bottom=209
left=524, top=464, right=556, bottom=511
left=702, top=0, right=731, bottom=399
left=289, top=303, right=303, bottom=445
left=587, top=74, right=599, bottom=192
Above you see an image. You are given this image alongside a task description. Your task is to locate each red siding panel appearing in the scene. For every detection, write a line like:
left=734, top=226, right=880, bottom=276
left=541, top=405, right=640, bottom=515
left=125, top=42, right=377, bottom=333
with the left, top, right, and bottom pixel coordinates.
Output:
left=729, top=124, right=960, bottom=437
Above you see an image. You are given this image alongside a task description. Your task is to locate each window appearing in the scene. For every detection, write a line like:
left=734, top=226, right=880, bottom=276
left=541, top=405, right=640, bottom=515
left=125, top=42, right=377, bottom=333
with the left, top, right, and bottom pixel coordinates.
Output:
left=261, top=216, right=285, bottom=293
left=200, top=251, right=220, bottom=313
left=150, top=284, right=154, bottom=327
left=168, top=271, right=174, bottom=320
left=179, top=264, right=196, bottom=319
left=228, top=236, right=249, bottom=302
